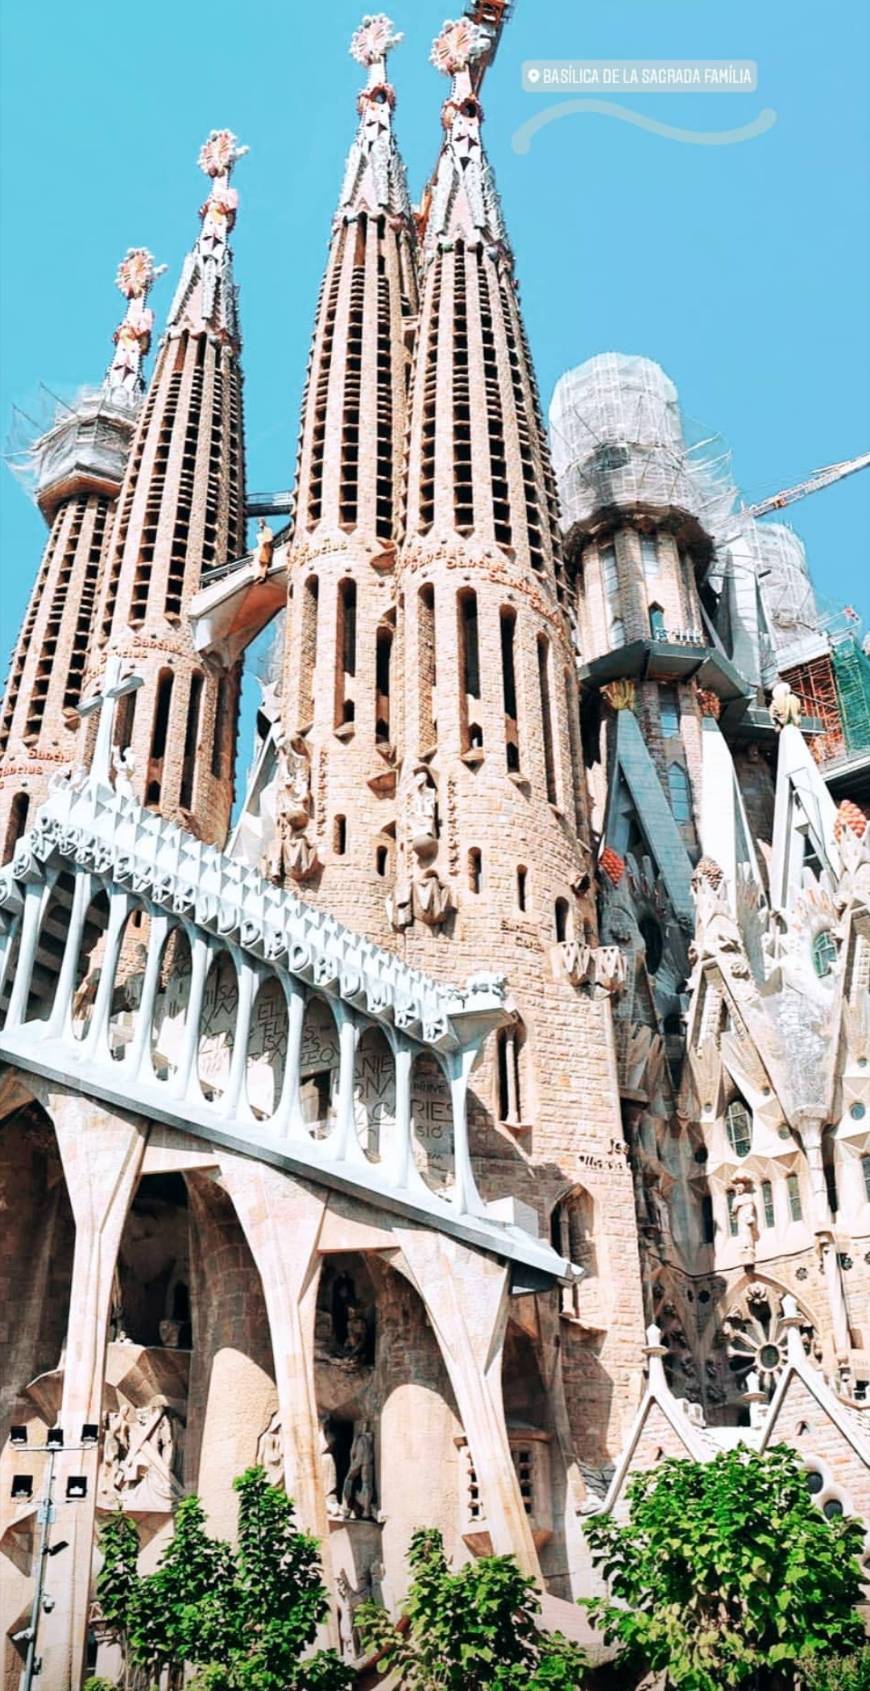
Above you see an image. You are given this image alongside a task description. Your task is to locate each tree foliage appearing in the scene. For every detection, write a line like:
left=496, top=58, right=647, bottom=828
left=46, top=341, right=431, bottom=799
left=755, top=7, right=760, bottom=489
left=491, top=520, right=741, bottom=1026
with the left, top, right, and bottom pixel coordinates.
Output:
left=95, top=1468, right=351, bottom=1691
left=355, top=1526, right=588, bottom=1689
left=583, top=1444, right=866, bottom=1690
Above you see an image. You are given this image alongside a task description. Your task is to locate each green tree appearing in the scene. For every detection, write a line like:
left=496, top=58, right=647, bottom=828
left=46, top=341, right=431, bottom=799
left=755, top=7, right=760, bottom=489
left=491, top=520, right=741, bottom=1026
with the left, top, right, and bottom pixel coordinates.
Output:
left=799, top=1649, right=870, bottom=1691
left=95, top=1469, right=351, bottom=1691
left=583, top=1444, right=866, bottom=1691
left=355, top=1526, right=588, bottom=1689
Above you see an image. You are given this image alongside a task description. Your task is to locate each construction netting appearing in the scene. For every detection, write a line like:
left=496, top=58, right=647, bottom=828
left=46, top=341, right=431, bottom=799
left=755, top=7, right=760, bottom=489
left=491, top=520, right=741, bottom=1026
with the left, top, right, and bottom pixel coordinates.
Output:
left=5, top=383, right=139, bottom=507
left=548, top=353, right=738, bottom=539
left=832, top=635, right=870, bottom=753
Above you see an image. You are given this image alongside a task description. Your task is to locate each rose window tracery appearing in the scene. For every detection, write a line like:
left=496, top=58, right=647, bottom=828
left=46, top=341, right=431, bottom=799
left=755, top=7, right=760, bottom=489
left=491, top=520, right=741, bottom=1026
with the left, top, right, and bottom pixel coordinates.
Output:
left=721, top=1284, right=818, bottom=1396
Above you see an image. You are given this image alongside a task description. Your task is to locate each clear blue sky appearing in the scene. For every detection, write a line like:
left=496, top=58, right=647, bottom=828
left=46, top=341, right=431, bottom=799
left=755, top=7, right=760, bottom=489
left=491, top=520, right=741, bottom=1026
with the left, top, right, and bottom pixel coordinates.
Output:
left=2, top=0, right=868, bottom=774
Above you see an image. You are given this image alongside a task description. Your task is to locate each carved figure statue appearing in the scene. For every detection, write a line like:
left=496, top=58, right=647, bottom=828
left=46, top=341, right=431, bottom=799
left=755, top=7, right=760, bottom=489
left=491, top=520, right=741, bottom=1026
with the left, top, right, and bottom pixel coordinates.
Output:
left=732, top=1176, right=759, bottom=1263
left=266, top=736, right=319, bottom=884
left=111, top=744, right=136, bottom=799
left=386, top=875, right=414, bottom=931
left=256, top=1409, right=284, bottom=1487
left=409, top=765, right=438, bottom=858
left=344, top=1304, right=369, bottom=1361
left=341, top=1419, right=375, bottom=1519
left=158, top=1318, right=182, bottom=1349
left=252, top=519, right=274, bottom=580
left=770, top=681, right=802, bottom=731
left=414, top=869, right=452, bottom=927
left=319, top=1417, right=342, bottom=1518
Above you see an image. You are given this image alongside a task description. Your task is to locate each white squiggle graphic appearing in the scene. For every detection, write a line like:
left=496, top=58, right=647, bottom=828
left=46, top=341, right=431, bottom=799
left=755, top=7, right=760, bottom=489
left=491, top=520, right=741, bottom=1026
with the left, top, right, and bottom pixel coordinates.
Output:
left=511, top=100, right=777, bottom=153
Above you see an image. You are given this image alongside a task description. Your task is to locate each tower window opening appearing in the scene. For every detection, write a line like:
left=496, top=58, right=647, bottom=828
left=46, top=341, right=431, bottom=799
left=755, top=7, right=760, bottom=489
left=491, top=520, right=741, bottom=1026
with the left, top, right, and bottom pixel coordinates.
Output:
left=64, top=497, right=109, bottom=712
left=726, top=1189, right=738, bottom=1236
left=458, top=589, right=482, bottom=753
left=649, top=603, right=667, bottom=639
left=659, top=686, right=680, bottom=737
left=563, top=667, right=584, bottom=834
left=300, top=576, right=319, bottom=726
left=787, top=1173, right=803, bottom=1221
left=375, top=625, right=393, bottom=745
left=500, top=607, right=520, bottom=772
left=640, top=533, right=659, bottom=579
left=468, top=848, right=482, bottom=894
left=418, top=584, right=437, bottom=755
left=375, top=843, right=389, bottom=878
left=725, top=1098, right=752, bottom=1159
left=554, top=897, right=571, bottom=943
left=812, top=929, right=838, bottom=978
left=517, top=865, right=528, bottom=911
left=599, top=541, right=623, bottom=647
left=333, top=815, right=347, bottom=856
left=478, top=256, right=511, bottom=547
left=334, top=578, right=357, bottom=728
left=667, top=761, right=692, bottom=824
left=496, top=1020, right=525, bottom=1125
left=150, top=671, right=174, bottom=762
left=307, top=231, right=345, bottom=527
left=2, top=792, right=30, bottom=866
left=701, top=1193, right=715, bottom=1244
left=212, top=674, right=228, bottom=778
left=537, top=635, right=557, bottom=805
left=113, top=686, right=136, bottom=758
left=862, top=1154, right=870, bottom=1202
left=179, top=671, right=203, bottom=811
left=418, top=259, right=441, bottom=532
left=375, top=234, right=394, bottom=542
left=452, top=245, right=474, bottom=535
left=639, top=915, right=663, bottom=973
left=761, top=1179, right=775, bottom=1228
left=340, top=215, right=365, bottom=529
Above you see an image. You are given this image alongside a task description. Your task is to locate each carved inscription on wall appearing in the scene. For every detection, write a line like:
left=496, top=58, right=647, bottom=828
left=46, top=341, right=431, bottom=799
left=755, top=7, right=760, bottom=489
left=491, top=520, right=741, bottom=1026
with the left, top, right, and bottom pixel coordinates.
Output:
left=410, top=1053, right=454, bottom=1191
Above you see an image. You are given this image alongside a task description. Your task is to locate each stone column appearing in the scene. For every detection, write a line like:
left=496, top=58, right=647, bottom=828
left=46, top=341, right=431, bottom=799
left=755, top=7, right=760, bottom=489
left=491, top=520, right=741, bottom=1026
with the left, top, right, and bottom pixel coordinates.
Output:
left=394, top=1227, right=541, bottom=1577
left=33, top=1088, right=146, bottom=1691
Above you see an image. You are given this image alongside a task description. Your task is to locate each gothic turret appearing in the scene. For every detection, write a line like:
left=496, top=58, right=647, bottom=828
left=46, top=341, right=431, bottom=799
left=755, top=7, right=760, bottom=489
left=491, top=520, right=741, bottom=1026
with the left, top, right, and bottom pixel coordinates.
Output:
left=0, top=250, right=157, bottom=862
left=87, top=131, right=248, bottom=844
left=275, top=17, right=418, bottom=937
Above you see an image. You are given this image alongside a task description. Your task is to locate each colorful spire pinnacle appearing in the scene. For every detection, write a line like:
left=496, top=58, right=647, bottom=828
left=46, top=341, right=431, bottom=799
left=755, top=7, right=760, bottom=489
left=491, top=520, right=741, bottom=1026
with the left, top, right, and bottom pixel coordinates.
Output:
left=424, top=19, right=506, bottom=257
left=106, top=248, right=166, bottom=396
left=339, top=16, right=409, bottom=217
left=165, top=128, right=248, bottom=337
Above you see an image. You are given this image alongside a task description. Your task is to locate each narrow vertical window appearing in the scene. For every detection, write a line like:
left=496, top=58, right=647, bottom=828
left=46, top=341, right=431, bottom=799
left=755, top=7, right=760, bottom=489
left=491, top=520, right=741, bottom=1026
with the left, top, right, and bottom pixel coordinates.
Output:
left=375, top=843, right=389, bottom=878
left=375, top=625, right=392, bottom=746
left=335, top=579, right=357, bottom=728
left=452, top=243, right=473, bottom=535
left=668, top=762, right=692, bottom=824
left=114, top=686, right=136, bottom=756
left=640, top=533, right=659, bottom=580
left=727, top=1190, right=738, bottom=1236
left=418, top=584, right=437, bottom=755
left=649, top=602, right=666, bottom=639
left=147, top=669, right=174, bottom=807
left=600, top=540, right=624, bottom=646
left=554, top=898, right=571, bottom=942
left=761, top=1180, right=775, bottom=1228
left=659, top=686, right=680, bottom=737
left=862, top=1155, right=870, bottom=1202
left=2, top=793, right=30, bottom=866
left=340, top=213, right=365, bottom=530
left=537, top=634, right=557, bottom=805
left=179, top=672, right=203, bottom=811
left=701, top=1194, right=715, bottom=1244
left=458, top=590, right=482, bottom=752
left=468, top=848, right=481, bottom=893
left=517, top=866, right=527, bottom=911
left=212, top=674, right=228, bottom=778
left=500, top=607, right=519, bottom=772
left=787, top=1173, right=803, bottom=1221
left=496, top=1023, right=523, bottom=1125
left=333, top=815, right=347, bottom=855
left=300, top=576, right=319, bottom=726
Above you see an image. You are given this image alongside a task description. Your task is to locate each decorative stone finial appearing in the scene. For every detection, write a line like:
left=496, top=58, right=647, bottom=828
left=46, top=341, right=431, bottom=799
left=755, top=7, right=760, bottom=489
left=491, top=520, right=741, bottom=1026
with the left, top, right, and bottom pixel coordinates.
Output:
left=770, top=680, right=802, bottom=732
left=834, top=799, right=868, bottom=842
left=197, top=128, right=248, bottom=181
left=430, top=18, right=489, bottom=77
left=195, top=130, right=247, bottom=277
left=349, top=13, right=403, bottom=71
left=107, top=248, right=166, bottom=395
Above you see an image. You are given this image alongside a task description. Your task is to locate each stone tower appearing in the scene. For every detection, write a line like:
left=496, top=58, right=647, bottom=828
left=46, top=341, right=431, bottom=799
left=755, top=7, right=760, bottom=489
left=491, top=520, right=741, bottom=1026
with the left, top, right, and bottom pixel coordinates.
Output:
left=0, top=252, right=156, bottom=863
left=392, top=20, right=645, bottom=1455
left=87, top=131, right=248, bottom=845
left=276, top=16, right=418, bottom=940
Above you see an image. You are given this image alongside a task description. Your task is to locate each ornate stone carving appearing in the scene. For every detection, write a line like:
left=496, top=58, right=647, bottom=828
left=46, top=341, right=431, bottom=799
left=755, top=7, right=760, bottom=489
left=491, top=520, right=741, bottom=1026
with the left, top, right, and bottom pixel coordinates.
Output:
left=770, top=680, right=802, bottom=730
left=252, top=519, right=274, bottom=580
left=256, top=1408, right=284, bottom=1487
left=341, top=1418, right=376, bottom=1519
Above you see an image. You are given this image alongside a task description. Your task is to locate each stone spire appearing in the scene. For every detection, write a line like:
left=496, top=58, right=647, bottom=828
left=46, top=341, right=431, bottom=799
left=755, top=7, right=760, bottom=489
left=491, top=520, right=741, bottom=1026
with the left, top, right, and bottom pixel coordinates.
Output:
left=0, top=252, right=157, bottom=863
left=274, top=17, right=418, bottom=941
left=86, top=134, right=249, bottom=845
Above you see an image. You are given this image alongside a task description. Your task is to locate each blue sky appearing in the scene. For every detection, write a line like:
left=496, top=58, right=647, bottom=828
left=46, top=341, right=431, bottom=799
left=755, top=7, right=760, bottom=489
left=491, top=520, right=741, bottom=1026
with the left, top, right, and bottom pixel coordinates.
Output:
left=1, top=0, right=868, bottom=773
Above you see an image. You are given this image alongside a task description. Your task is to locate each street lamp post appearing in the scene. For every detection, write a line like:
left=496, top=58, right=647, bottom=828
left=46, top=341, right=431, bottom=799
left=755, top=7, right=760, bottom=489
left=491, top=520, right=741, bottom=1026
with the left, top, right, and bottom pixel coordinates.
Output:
left=9, top=1426, right=98, bottom=1690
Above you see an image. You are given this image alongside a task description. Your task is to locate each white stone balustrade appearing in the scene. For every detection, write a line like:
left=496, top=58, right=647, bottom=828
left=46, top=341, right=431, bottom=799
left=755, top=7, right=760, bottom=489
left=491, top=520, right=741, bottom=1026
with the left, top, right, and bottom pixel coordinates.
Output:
left=0, top=778, right=574, bottom=1284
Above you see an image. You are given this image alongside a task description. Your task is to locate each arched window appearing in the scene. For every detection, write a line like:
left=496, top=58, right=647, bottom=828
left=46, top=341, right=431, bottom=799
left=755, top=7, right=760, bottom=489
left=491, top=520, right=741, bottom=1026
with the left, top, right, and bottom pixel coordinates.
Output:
left=500, top=608, right=520, bottom=772
left=516, top=866, right=528, bottom=911
left=550, top=1187, right=596, bottom=1299
left=640, top=533, right=659, bottom=579
left=667, top=761, right=692, bottom=823
left=375, top=842, right=390, bottom=878
left=812, top=929, right=837, bottom=979
left=639, top=914, right=663, bottom=973
left=467, top=848, right=481, bottom=894
left=496, top=1020, right=526, bottom=1126
left=761, top=1179, right=775, bottom=1227
left=554, top=898, right=571, bottom=942
left=179, top=671, right=203, bottom=811
left=537, top=635, right=558, bottom=805
left=375, top=623, right=393, bottom=746
left=147, top=669, right=174, bottom=806
left=333, top=815, right=347, bottom=856
left=787, top=1173, right=803, bottom=1221
left=725, top=1098, right=752, bottom=1159
left=299, top=575, right=319, bottom=726
left=458, top=589, right=482, bottom=752
left=649, top=603, right=666, bottom=639
left=2, top=792, right=30, bottom=866
left=659, top=686, right=680, bottom=737
left=418, top=583, right=437, bottom=754
left=335, top=578, right=357, bottom=728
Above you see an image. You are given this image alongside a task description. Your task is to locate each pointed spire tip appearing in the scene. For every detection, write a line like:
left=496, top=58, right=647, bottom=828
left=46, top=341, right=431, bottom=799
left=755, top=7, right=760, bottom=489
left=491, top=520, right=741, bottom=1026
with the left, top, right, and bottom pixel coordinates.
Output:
left=349, top=14, right=403, bottom=69
left=430, top=18, right=489, bottom=77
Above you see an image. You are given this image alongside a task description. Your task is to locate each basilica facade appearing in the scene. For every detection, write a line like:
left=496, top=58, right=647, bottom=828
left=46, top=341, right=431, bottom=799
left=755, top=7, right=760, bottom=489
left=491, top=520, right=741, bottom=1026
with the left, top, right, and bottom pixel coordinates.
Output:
left=0, top=11, right=868, bottom=1687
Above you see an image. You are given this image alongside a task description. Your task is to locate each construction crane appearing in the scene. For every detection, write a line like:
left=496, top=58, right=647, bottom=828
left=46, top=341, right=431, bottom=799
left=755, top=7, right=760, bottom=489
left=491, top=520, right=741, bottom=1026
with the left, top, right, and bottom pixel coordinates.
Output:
left=717, top=452, right=870, bottom=548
